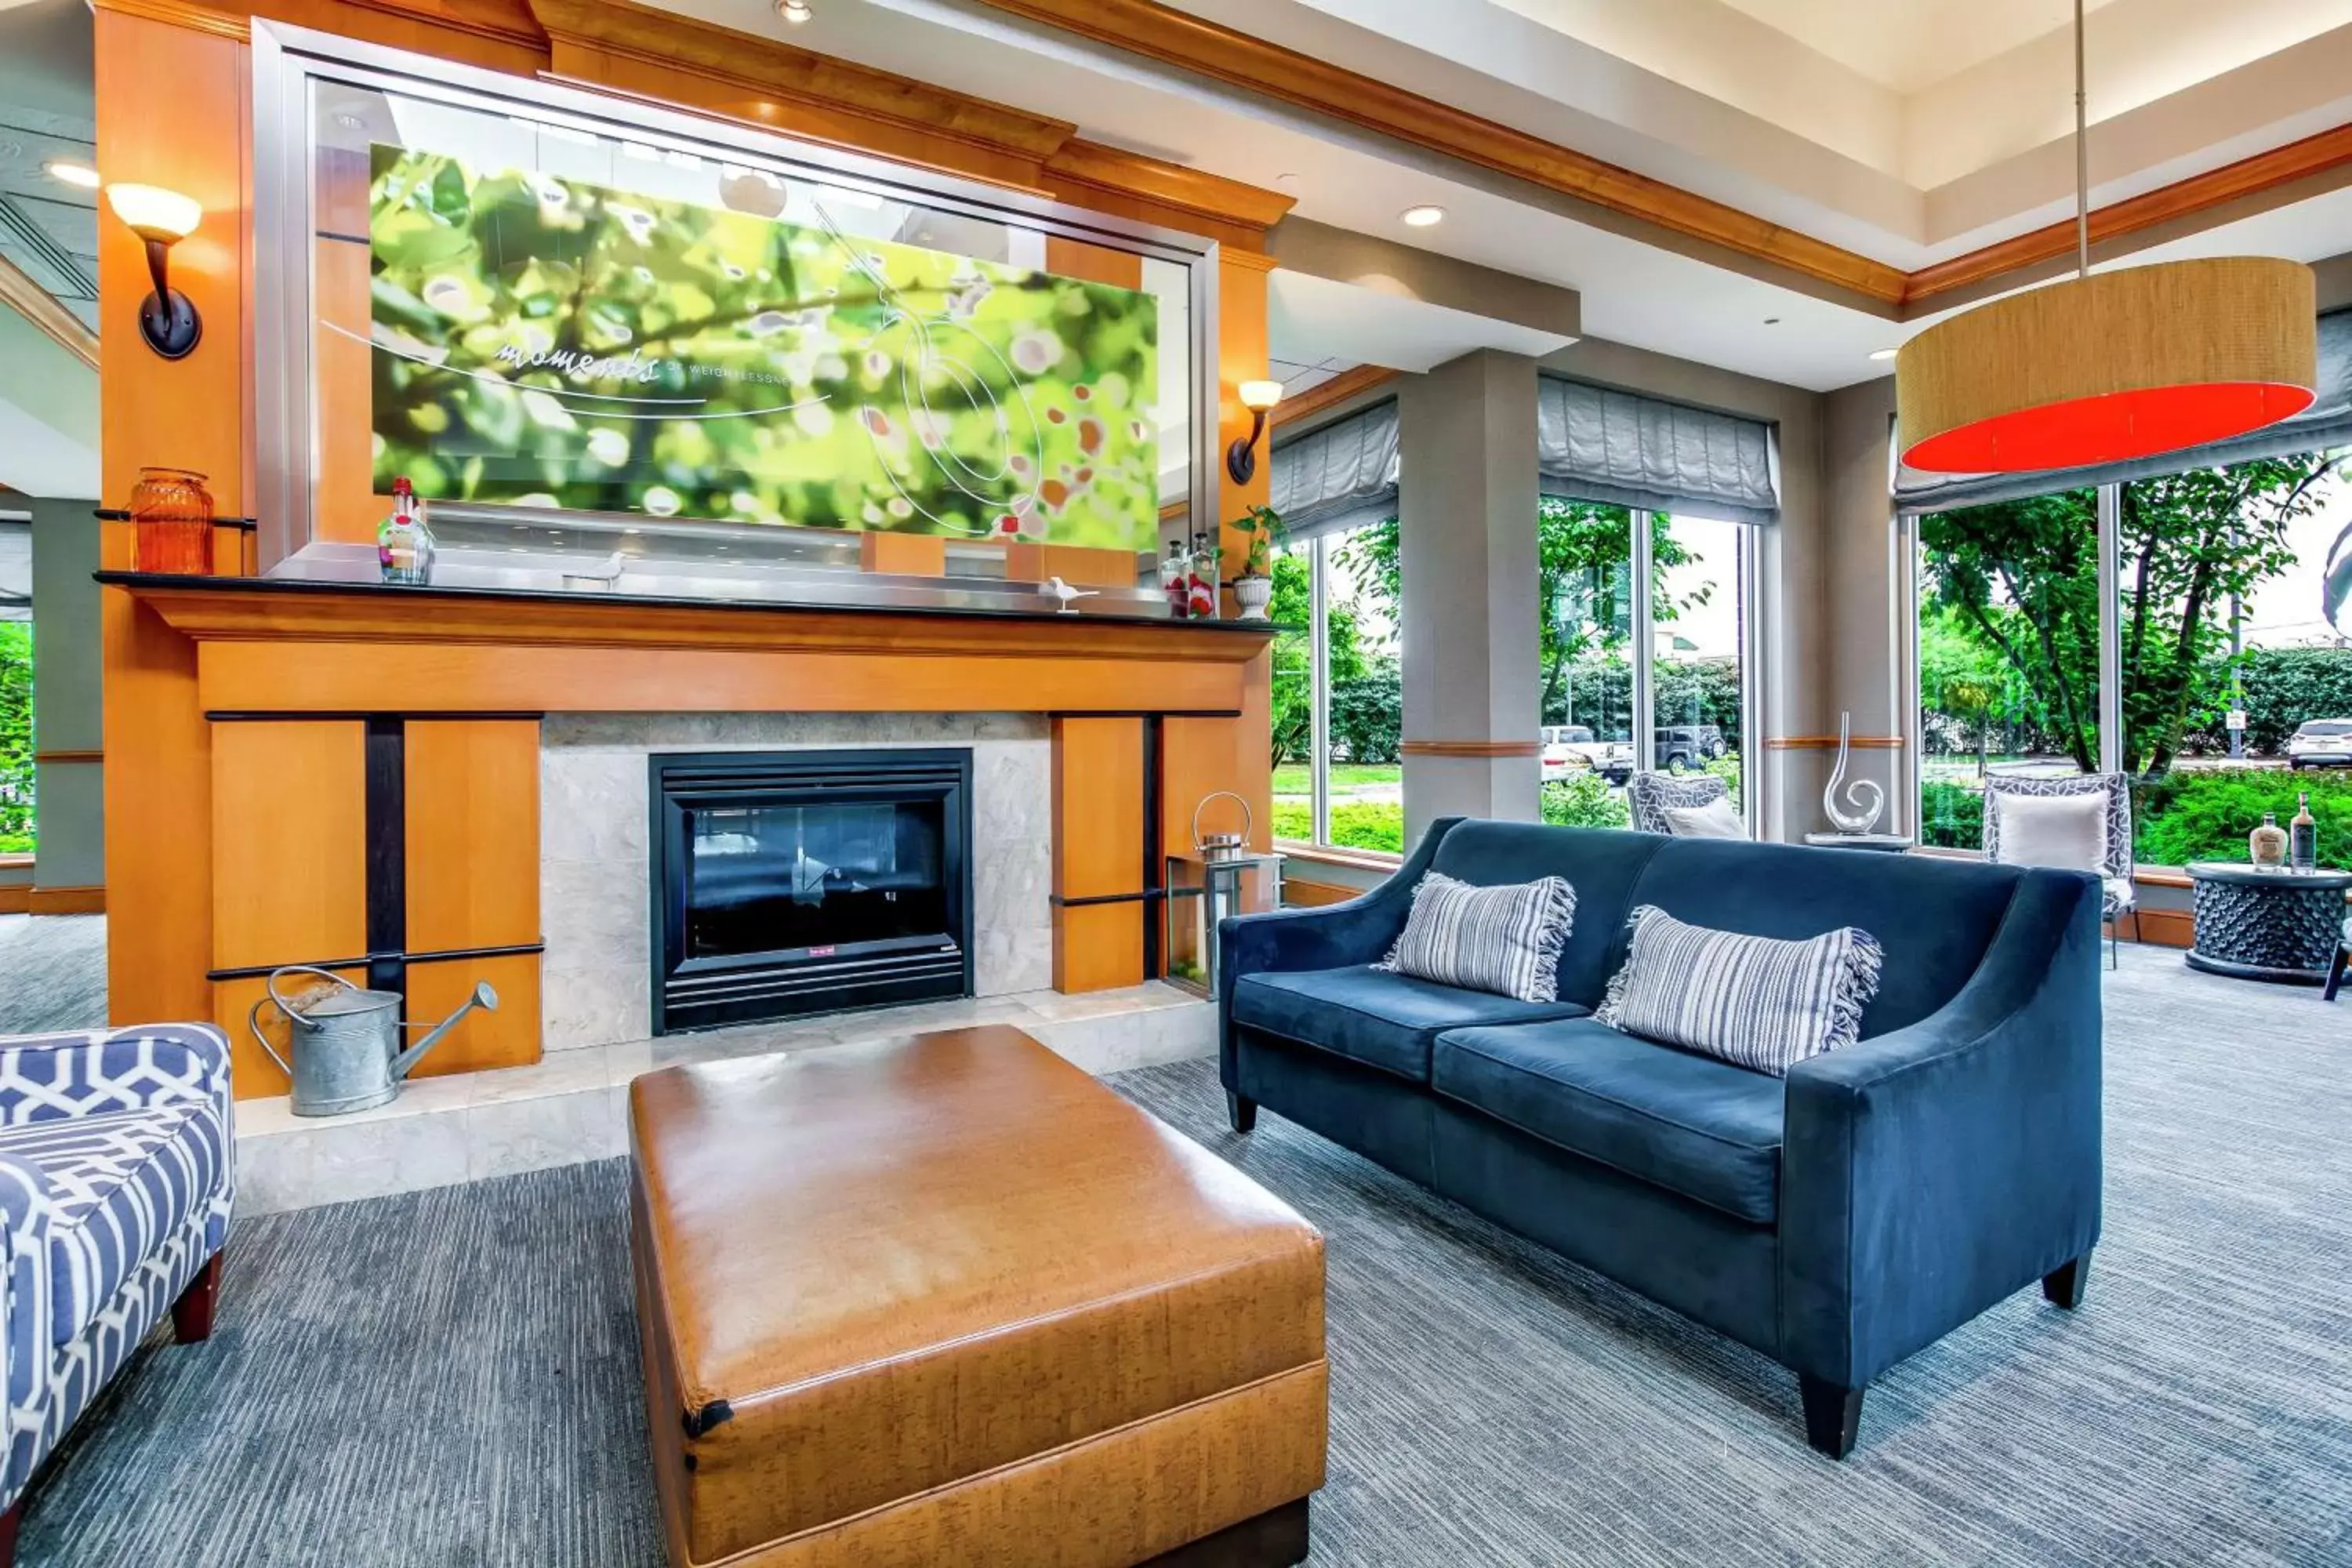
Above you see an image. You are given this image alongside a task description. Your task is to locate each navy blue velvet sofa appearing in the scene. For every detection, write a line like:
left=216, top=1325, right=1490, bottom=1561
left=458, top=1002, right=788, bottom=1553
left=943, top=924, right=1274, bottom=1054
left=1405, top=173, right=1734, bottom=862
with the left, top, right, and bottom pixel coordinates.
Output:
left=1218, top=818, right=2103, bottom=1457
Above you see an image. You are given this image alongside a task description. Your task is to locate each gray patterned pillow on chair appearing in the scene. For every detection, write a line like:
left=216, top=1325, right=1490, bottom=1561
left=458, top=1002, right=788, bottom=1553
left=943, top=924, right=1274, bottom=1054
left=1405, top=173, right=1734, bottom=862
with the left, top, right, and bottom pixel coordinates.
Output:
left=1377, top=872, right=1577, bottom=1004
left=1595, top=906, right=1883, bottom=1076
left=1627, top=771, right=1728, bottom=835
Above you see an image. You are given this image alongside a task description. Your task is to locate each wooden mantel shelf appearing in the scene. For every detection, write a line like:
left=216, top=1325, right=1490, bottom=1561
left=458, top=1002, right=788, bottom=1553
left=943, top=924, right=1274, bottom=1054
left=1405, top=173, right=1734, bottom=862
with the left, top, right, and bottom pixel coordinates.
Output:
left=101, top=572, right=1275, bottom=660
left=102, top=572, right=1277, bottom=717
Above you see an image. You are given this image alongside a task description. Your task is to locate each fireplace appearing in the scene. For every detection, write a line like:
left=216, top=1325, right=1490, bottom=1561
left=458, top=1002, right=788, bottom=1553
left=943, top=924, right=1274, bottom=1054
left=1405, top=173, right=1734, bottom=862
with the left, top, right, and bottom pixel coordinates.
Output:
left=648, top=750, right=974, bottom=1033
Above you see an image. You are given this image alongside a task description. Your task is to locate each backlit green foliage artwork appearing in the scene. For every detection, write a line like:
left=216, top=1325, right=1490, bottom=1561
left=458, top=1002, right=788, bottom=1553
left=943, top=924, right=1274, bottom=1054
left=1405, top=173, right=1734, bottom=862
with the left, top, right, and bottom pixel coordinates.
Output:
left=365, top=148, right=1162, bottom=548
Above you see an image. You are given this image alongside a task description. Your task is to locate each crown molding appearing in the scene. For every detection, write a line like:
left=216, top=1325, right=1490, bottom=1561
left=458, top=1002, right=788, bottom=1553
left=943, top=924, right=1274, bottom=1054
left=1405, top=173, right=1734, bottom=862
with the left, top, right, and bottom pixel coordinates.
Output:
left=1044, top=139, right=1295, bottom=233
left=966, top=0, right=2352, bottom=319
left=90, top=0, right=249, bottom=38
left=1905, top=122, right=2352, bottom=307
left=0, top=254, right=98, bottom=372
left=961, top=0, right=1910, bottom=306
left=528, top=0, right=1076, bottom=161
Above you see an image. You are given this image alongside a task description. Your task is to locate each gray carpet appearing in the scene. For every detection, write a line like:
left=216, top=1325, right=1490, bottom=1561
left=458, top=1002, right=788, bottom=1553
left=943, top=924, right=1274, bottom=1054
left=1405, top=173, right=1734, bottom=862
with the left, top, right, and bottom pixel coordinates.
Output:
left=18, top=943, right=2352, bottom=1566
left=0, top=916, right=106, bottom=1036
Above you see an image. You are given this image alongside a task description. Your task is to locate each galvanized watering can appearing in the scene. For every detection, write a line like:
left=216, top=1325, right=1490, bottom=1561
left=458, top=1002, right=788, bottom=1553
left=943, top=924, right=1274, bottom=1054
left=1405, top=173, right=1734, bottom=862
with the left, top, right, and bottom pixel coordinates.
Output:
left=250, top=966, right=498, bottom=1117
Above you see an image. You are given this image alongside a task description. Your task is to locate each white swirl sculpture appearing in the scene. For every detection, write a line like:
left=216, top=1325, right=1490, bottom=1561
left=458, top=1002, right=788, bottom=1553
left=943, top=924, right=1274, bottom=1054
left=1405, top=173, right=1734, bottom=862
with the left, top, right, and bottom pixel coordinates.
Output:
left=1821, top=711, right=1885, bottom=835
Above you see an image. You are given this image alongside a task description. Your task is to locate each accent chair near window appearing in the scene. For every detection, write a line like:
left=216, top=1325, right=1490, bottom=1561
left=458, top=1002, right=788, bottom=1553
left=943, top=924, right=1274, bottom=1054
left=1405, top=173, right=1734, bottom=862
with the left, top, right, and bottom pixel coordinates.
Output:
left=1625, top=771, right=1732, bottom=835
left=1217, top=820, right=2103, bottom=1458
left=1982, top=771, right=2137, bottom=967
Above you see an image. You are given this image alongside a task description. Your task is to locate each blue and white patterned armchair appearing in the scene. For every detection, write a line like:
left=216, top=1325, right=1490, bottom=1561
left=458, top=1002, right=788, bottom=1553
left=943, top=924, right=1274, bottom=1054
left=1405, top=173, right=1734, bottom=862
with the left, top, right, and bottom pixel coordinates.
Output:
left=0, top=1025, right=234, bottom=1554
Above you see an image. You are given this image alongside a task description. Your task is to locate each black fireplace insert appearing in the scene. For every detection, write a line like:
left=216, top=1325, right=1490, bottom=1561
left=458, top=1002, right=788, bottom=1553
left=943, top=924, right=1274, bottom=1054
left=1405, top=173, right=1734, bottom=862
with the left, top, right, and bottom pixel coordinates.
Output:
left=648, top=749, right=973, bottom=1033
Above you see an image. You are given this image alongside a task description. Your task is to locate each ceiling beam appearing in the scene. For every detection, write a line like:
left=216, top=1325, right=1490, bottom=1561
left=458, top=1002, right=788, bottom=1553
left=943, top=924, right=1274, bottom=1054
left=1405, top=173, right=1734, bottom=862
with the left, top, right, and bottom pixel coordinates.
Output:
left=0, top=252, right=96, bottom=372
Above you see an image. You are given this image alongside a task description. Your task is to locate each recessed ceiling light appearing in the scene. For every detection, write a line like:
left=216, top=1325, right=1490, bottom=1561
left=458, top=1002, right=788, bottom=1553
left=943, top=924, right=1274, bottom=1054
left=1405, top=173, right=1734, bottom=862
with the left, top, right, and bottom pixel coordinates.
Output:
left=1869, top=347, right=1900, bottom=361
left=778, top=0, right=812, bottom=20
left=1399, top=205, right=1445, bottom=228
left=44, top=160, right=100, bottom=190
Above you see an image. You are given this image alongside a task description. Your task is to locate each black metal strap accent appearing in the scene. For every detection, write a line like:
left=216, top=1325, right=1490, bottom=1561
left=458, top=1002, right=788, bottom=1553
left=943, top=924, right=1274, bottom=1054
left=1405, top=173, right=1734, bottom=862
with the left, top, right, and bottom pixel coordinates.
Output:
left=683, top=1399, right=735, bottom=1438
left=1050, top=890, right=1167, bottom=909
left=93, top=509, right=258, bottom=531
left=205, top=710, right=546, bottom=723
left=205, top=942, right=544, bottom=985
left=365, top=720, right=408, bottom=1001
left=1143, top=714, right=1165, bottom=979
left=1044, top=709, right=1244, bottom=720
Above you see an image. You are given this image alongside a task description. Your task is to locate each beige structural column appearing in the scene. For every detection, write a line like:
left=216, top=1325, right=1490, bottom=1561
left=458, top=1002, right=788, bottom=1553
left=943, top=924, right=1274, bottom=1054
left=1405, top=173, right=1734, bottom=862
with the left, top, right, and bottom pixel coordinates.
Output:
left=1820, top=378, right=1907, bottom=837
left=1398, top=349, right=1542, bottom=844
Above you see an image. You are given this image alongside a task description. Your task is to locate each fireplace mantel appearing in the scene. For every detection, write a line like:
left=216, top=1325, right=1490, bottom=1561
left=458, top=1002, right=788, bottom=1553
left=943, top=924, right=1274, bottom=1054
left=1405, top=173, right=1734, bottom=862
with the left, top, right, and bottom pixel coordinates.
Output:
left=101, top=571, right=1275, bottom=1098
left=103, top=573, right=1275, bottom=717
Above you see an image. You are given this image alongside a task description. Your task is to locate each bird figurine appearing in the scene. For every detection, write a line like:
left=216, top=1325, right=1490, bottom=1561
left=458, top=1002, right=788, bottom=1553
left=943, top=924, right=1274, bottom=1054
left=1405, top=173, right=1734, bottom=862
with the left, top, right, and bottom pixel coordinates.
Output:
left=1042, top=576, right=1098, bottom=614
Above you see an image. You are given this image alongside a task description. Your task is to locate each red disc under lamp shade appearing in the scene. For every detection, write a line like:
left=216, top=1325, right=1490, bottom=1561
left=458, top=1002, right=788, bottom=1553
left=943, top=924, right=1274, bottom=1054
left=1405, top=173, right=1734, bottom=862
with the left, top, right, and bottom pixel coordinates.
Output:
left=1895, top=256, right=2319, bottom=475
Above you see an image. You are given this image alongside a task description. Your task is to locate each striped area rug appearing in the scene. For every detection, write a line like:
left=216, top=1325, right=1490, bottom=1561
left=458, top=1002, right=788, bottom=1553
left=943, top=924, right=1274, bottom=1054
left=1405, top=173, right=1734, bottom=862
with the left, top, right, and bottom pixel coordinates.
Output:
left=16, top=942, right=2350, bottom=1565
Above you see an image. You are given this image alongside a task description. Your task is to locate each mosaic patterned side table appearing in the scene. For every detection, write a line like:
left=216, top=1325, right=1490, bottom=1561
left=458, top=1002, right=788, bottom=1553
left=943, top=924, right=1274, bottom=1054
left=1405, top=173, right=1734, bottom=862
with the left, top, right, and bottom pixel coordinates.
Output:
left=2183, top=862, right=2352, bottom=985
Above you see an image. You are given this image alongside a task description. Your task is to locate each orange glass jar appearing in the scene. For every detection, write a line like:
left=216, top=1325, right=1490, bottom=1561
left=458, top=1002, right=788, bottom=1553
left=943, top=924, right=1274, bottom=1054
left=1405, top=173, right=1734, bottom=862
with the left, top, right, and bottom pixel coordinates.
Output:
left=129, top=466, right=214, bottom=575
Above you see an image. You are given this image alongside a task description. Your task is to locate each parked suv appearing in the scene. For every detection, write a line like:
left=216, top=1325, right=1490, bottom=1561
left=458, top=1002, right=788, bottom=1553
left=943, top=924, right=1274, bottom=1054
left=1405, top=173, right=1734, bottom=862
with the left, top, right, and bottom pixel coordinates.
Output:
left=2287, top=718, right=2352, bottom=769
left=1541, top=725, right=1635, bottom=784
left=1654, top=724, right=1727, bottom=773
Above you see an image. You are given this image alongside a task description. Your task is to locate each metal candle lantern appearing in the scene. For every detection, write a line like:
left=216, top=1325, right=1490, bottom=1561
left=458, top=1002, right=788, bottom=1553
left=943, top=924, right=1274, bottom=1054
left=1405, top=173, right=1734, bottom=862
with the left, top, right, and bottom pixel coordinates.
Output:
left=1165, top=793, right=1283, bottom=996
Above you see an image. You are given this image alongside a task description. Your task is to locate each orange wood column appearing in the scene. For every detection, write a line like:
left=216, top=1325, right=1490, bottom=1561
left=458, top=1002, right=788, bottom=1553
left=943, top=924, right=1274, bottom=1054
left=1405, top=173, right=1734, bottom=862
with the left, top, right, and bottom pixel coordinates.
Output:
left=1051, top=716, right=1148, bottom=992
left=1161, top=648, right=1274, bottom=859
left=207, top=720, right=368, bottom=1096
left=1216, top=250, right=1278, bottom=588
left=402, top=719, right=544, bottom=1076
left=96, top=6, right=249, bottom=1028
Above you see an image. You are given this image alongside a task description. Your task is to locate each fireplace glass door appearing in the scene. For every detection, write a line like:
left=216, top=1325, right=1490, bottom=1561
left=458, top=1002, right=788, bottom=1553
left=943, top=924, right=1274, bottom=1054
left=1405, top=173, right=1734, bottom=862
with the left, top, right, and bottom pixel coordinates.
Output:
left=651, top=750, right=972, bottom=1032
left=683, top=800, right=949, bottom=960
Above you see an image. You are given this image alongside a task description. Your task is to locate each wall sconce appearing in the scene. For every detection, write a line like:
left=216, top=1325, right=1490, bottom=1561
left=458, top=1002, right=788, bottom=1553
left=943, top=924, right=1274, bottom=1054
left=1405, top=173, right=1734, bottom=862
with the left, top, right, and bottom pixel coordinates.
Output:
left=107, top=183, right=205, bottom=360
left=1225, top=379, right=1284, bottom=485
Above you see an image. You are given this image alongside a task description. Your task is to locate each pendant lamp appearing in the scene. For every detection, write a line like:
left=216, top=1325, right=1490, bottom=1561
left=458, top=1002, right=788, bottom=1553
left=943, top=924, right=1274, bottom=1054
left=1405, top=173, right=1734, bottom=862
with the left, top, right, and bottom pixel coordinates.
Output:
left=1895, top=2, right=2317, bottom=474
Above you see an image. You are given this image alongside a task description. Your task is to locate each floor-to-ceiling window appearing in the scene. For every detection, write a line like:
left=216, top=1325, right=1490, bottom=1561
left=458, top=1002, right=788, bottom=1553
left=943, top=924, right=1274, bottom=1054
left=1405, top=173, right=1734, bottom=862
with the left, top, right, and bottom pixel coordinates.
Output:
left=1913, top=486, right=2100, bottom=848
left=1911, top=451, right=2352, bottom=866
left=1538, top=501, right=1638, bottom=828
left=0, top=518, right=32, bottom=856
left=1656, top=513, right=1749, bottom=811
left=1270, top=517, right=1403, bottom=852
left=1538, top=503, right=1755, bottom=829
left=2118, top=454, right=2351, bottom=868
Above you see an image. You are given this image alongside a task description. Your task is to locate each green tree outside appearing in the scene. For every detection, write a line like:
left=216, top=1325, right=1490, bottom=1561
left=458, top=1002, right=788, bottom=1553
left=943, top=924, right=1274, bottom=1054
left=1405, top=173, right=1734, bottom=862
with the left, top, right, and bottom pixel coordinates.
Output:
left=0, top=623, right=33, bottom=855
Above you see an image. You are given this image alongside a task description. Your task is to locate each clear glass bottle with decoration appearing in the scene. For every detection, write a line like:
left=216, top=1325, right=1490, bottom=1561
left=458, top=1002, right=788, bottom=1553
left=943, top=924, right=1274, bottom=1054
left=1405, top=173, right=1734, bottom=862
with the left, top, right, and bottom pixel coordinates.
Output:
left=378, top=477, right=435, bottom=586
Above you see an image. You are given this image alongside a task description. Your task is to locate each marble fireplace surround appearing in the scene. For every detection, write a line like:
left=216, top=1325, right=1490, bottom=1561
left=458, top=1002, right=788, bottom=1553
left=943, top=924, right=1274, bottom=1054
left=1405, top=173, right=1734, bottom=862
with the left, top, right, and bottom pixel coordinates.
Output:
left=541, top=712, right=1052, bottom=1051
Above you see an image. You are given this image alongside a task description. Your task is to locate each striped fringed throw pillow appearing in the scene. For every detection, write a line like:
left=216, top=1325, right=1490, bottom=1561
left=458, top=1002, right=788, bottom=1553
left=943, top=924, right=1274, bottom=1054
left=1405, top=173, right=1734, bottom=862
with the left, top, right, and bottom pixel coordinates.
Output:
left=1594, top=906, right=1883, bottom=1076
left=1376, top=872, right=1576, bottom=1004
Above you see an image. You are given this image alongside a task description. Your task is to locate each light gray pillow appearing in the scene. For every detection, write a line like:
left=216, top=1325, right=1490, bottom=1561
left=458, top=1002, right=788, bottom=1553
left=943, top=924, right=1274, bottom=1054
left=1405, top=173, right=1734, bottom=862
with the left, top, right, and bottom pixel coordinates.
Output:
left=1595, top=906, right=1882, bottom=1076
left=1992, top=789, right=2106, bottom=873
left=1663, top=797, right=1748, bottom=839
left=1377, top=871, right=1576, bottom=1004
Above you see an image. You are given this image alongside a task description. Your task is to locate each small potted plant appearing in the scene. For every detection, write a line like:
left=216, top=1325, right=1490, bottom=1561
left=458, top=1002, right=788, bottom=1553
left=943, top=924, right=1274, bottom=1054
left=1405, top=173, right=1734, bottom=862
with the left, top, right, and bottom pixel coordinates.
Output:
left=1229, top=505, right=1284, bottom=621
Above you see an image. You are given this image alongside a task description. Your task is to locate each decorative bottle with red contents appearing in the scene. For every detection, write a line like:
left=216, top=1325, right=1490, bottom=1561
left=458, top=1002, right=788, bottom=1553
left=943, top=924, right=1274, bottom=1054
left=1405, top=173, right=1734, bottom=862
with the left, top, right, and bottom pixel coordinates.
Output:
left=1185, top=531, right=1218, bottom=620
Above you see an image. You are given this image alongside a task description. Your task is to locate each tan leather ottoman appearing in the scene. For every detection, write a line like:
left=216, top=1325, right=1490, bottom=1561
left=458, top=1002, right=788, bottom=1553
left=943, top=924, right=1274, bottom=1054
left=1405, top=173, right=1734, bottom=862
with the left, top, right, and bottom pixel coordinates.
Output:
left=629, top=1024, right=1327, bottom=1568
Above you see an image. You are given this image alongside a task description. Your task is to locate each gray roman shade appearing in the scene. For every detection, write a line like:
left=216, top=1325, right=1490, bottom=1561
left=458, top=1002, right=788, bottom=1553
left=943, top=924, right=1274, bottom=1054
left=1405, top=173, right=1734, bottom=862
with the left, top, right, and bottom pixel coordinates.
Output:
left=1537, top=376, right=1780, bottom=525
left=1270, top=399, right=1399, bottom=543
left=1895, top=307, right=2352, bottom=514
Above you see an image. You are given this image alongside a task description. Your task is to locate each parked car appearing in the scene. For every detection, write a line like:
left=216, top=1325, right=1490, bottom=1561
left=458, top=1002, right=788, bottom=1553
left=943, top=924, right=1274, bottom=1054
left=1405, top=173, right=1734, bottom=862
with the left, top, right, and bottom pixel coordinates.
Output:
left=1541, top=724, right=1635, bottom=784
left=1654, top=724, right=1727, bottom=773
left=2287, top=718, right=2352, bottom=769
